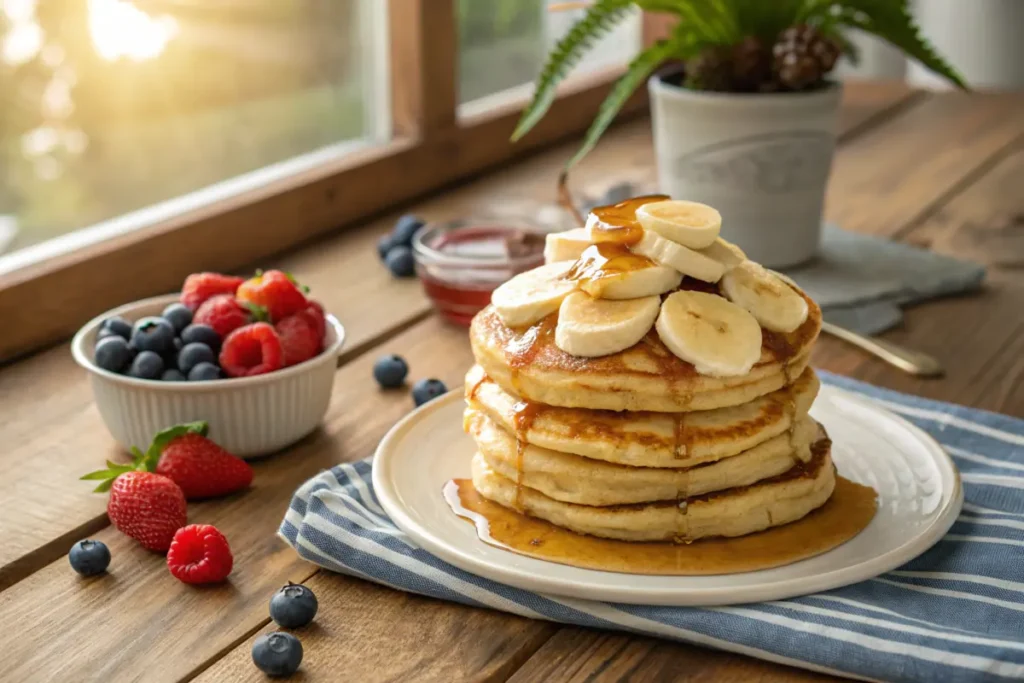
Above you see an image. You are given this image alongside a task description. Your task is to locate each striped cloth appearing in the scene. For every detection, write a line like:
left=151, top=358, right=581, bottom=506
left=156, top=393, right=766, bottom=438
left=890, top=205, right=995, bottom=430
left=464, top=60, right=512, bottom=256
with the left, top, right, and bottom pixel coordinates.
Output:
left=280, top=372, right=1024, bottom=682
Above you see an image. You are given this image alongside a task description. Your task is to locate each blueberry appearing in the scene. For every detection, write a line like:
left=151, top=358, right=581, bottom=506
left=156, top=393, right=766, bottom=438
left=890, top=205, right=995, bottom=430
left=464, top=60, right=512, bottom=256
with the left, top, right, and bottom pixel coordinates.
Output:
left=173, top=337, right=183, bottom=352
left=161, top=303, right=193, bottom=333
left=127, top=350, right=164, bottom=379
left=130, top=317, right=176, bottom=355
left=178, top=342, right=215, bottom=374
left=252, top=632, right=303, bottom=677
left=187, top=362, right=222, bottom=381
left=269, top=582, right=318, bottom=628
left=69, top=539, right=110, bottom=576
left=385, top=246, right=415, bottom=278
left=94, top=336, right=132, bottom=373
left=96, top=328, right=117, bottom=342
left=99, top=316, right=132, bottom=341
left=377, top=233, right=395, bottom=261
left=412, top=378, right=447, bottom=406
left=373, top=354, right=408, bottom=388
left=161, top=368, right=187, bottom=382
left=392, top=214, right=425, bottom=247
left=180, top=324, right=221, bottom=352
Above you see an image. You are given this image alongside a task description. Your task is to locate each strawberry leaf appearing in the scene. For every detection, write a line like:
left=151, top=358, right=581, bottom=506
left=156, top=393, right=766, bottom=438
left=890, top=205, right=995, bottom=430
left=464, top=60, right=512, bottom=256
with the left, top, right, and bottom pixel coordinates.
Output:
left=283, top=271, right=311, bottom=294
left=241, top=301, right=269, bottom=322
left=141, top=422, right=208, bottom=470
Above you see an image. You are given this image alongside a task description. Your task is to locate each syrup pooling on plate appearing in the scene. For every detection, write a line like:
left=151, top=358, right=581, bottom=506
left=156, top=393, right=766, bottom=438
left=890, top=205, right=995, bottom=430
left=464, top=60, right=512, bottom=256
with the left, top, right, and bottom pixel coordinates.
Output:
left=564, top=243, right=657, bottom=298
left=588, top=195, right=669, bottom=246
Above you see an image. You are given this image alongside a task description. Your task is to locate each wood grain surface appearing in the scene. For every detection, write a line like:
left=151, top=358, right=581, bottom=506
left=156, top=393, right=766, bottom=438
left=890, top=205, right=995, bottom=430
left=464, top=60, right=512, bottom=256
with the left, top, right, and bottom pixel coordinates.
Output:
left=1, top=84, right=1022, bottom=683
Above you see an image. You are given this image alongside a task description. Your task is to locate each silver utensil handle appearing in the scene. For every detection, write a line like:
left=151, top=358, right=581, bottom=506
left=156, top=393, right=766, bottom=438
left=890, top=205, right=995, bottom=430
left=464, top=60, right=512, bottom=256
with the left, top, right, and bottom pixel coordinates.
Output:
left=821, top=322, right=945, bottom=378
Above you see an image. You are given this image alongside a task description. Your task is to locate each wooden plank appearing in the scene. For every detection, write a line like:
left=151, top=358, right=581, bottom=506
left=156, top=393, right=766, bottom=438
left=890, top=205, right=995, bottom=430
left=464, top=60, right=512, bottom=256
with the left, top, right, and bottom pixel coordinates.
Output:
left=194, top=572, right=555, bottom=683
left=508, top=628, right=836, bottom=683
left=390, top=0, right=458, bottom=137
left=0, top=317, right=555, bottom=683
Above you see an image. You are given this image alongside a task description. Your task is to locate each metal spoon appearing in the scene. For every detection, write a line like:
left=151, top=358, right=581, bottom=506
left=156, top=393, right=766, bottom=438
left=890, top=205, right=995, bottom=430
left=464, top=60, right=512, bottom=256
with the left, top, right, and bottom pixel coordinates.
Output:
left=821, top=321, right=945, bottom=378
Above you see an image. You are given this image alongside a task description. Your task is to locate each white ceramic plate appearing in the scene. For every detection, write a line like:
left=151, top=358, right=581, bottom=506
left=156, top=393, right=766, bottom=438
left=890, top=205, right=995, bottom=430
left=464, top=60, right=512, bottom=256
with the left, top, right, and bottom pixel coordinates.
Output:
left=373, top=385, right=963, bottom=606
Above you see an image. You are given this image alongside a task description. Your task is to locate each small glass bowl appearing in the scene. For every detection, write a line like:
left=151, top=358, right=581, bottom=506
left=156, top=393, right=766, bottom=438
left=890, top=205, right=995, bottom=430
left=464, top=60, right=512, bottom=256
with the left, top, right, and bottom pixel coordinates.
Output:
left=412, top=216, right=548, bottom=326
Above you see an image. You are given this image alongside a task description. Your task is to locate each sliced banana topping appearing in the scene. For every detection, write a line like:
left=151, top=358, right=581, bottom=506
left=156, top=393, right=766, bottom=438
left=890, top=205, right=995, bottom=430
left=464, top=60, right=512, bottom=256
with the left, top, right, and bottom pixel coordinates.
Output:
left=721, top=260, right=808, bottom=333
left=491, top=261, right=577, bottom=327
left=632, top=230, right=726, bottom=283
left=565, top=244, right=681, bottom=300
left=555, top=292, right=660, bottom=357
left=656, top=291, right=763, bottom=377
left=593, top=264, right=682, bottom=300
left=544, top=228, right=591, bottom=263
left=698, top=237, right=747, bottom=270
left=636, top=200, right=721, bottom=249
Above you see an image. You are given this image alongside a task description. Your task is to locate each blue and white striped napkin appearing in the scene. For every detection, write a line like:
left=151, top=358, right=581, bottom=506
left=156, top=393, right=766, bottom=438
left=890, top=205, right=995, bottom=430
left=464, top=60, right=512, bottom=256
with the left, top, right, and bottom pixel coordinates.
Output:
left=280, top=373, right=1024, bottom=683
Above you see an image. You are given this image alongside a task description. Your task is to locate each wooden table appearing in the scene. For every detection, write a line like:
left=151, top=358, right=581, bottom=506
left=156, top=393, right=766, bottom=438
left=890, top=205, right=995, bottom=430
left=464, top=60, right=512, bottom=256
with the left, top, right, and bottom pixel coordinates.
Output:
left=1, top=83, right=1021, bottom=682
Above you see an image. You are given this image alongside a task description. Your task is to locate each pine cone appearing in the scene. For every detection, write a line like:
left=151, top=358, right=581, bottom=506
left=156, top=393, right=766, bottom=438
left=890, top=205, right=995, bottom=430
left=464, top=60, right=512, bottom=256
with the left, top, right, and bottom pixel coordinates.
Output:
left=684, top=46, right=734, bottom=92
left=772, top=25, right=842, bottom=91
left=731, top=36, right=771, bottom=92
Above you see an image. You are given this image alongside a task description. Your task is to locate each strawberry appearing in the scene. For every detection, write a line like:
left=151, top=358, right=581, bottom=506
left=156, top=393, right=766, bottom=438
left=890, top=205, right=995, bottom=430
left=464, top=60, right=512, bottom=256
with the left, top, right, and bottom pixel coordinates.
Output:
left=220, top=322, right=284, bottom=377
left=237, top=270, right=308, bottom=322
left=276, top=313, right=322, bottom=366
left=180, top=273, right=245, bottom=310
left=193, top=294, right=257, bottom=338
left=104, top=471, right=186, bottom=552
left=167, top=524, right=233, bottom=584
left=156, top=432, right=252, bottom=499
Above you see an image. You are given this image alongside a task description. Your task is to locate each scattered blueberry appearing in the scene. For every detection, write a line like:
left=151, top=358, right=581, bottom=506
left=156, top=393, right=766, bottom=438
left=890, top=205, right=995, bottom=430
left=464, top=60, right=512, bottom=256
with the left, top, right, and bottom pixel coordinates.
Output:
left=269, top=582, right=319, bottom=628
left=252, top=632, right=303, bottom=677
left=161, top=368, right=187, bottom=382
left=392, top=214, right=425, bottom=247
left=385, top=246, right=415, bottom=278
left=130, top=317, right=176, bottom=355
left=187, top=362, right=222, bottom=381
left=127, top=350, right=164, bottom=379
left=69, top=539, right=110, bottom=576
left=99, top=316, right=133, bottom=341
left=161, top=303, right=193, bottom=333
left=94, top=336, right=133, bottom=373
left=377, top=233, right=395, bottom=261
left=373, top=354, right=408, bottom=388
left=177, top=342, right=216, bottom=375
left=180, top=323, right=221, bottom=352
left=412, top=378, right=448, bottom=406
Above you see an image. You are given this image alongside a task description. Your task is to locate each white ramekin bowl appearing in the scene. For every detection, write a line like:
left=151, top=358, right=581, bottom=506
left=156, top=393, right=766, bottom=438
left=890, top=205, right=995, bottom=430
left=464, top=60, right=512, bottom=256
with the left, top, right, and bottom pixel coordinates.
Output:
left=71, top=293, right=345, bottom=458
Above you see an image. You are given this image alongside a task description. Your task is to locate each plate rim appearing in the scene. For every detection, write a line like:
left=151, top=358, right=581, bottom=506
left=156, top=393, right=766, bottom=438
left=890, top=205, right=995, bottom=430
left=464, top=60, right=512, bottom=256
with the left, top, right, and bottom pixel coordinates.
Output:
left=372, top=385, right=963, bottom=606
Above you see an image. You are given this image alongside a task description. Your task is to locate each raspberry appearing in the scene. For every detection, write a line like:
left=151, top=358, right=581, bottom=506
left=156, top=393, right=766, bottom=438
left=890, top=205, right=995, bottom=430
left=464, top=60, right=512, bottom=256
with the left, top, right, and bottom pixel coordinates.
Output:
left=220, top=322, right=284, bottom=377
left=276, top=313, right=322, bottom=366
left=193, top=295, right=252, bottom=338
left=181, top=273, right=245, bottom=310
left=167, top=524, right=233, bottom=584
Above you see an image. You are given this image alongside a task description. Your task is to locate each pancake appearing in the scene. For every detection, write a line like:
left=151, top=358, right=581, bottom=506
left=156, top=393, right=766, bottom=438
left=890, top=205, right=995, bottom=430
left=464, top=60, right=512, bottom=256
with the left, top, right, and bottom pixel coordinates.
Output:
left=469, top=283, right=821, bottom=413
left=467, top=407, right=819, bottom=506
left=471, top=430, right=836, bottom=542
left=465, top=364, right=819, bottom=467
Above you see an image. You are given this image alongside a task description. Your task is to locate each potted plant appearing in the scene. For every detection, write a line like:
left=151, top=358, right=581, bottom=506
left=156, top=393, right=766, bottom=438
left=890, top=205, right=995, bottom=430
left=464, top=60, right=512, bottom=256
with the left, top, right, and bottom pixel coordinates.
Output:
left=512, top=1, right=965, bottom=268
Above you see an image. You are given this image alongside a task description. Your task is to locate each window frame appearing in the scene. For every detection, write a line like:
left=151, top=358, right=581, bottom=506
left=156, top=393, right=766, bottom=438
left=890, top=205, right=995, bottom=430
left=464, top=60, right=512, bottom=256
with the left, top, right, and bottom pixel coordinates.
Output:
left=0, top=0, right=658, bottom=362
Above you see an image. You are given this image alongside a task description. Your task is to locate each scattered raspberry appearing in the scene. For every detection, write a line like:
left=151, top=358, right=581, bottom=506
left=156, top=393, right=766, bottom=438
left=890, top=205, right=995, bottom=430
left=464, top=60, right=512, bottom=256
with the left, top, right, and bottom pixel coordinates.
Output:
left=220, top=322, right=284, bottom=377
left=180, top=273, right=245, bottom=310
left=276, top=313, right=322, bottom=366
left=106, top=472, right=187, bottom=553
left=237, top=270, right=308, bottom=322
left=194, top=295, right=252, bottom=338
left=156, top=432, right=253, bottom=499
left=167, top=524, right=233, bottom=584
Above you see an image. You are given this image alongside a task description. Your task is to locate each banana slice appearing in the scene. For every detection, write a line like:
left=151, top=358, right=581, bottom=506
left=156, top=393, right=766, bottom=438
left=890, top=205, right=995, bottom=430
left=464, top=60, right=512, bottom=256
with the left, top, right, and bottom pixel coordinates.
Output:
left=636, top=200, right=721, bottom=249
left=491, top=261, right=577, bottom=327
left=566, top=245, right=681, bottom=300
left=699, top=237, right=747, bottom=270
left=544, top=228, right=591, bottom=263
left=555, top=292, right=660, bottom=357
left=656, top=291, right=762, bottom=376
left=721, top=260, right=808, bottom=333
left=632, top=230, right=726, bottom=283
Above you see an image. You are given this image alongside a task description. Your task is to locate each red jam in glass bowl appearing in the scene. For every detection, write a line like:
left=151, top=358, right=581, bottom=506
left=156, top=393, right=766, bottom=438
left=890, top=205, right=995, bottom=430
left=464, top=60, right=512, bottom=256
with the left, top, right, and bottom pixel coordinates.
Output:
left=412, top=218, right=547, bottom=325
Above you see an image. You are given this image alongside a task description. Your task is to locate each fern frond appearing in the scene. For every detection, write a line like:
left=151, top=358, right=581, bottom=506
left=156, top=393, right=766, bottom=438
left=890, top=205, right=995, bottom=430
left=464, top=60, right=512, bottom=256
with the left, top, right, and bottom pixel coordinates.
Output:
left=565, top=35, right=686, bottom=169
left=511, top=0, right=634, bottom=142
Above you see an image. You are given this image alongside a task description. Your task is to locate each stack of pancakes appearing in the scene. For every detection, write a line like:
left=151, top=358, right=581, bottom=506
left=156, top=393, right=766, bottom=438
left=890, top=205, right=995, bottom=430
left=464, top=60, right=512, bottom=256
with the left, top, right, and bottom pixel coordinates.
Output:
left=461, top=200, right=830, bottom=542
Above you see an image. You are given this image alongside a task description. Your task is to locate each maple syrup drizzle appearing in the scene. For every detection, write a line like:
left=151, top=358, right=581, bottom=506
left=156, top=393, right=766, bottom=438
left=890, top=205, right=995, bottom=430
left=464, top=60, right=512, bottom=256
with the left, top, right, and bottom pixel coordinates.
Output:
left=505, top=315, right=556, bottom=393
left=444, top=473, right=877, bottom=576
left=466, top=373, right=487, bottom=403
left=564, top=243, right=657, bottom=298
left=588, top=194, right=669, bottom=246
left=510, top=399, right=544, bottom=511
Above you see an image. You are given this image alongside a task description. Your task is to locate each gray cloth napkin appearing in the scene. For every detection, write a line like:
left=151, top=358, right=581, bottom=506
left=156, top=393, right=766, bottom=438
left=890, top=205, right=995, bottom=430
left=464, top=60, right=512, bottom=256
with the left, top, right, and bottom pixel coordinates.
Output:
left=782, top=224, right=986, bottom=335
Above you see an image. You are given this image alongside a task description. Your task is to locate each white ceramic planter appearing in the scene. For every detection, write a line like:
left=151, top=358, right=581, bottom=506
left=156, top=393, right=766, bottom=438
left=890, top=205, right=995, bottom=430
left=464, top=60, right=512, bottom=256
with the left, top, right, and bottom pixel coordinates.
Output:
left=648, top=77, right=842, bottom=268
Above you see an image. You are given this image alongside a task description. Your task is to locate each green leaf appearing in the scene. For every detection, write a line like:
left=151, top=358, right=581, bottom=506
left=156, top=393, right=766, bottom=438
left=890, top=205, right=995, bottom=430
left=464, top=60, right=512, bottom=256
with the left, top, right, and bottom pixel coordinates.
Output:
left=241, top=301, right=269, bottom=322
left=512, top=0, right=635, bottom=143
left=140, top=422, right=208, bottom=470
